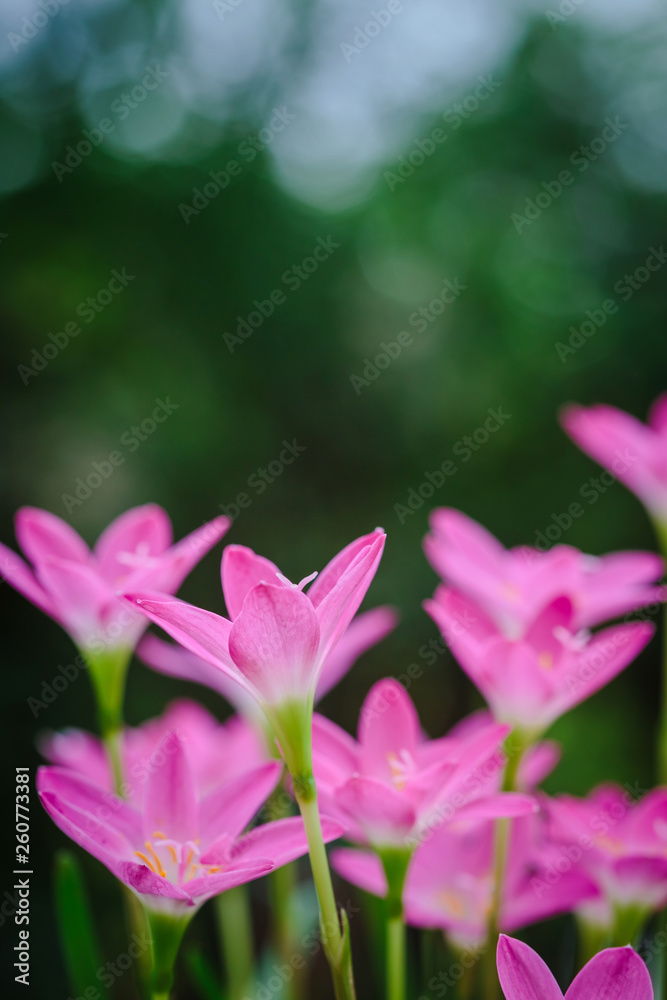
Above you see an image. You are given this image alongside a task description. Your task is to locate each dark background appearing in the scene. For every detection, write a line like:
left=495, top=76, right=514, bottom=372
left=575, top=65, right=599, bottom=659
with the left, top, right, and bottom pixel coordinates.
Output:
left=1, top=0, right=666, bottom=996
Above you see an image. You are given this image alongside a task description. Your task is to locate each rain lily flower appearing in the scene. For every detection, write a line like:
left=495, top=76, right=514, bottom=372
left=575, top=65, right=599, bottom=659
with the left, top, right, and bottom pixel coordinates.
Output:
left=39, top=732, right=342, bottom=999
left=332, top=807, right=598, bottom=949
left=561, top=394, right=667, bottom=524
left=39, top=699, right=268, bottom=804
left=0, top=504, right=230, bottom=657
left=496, top=934, right=653, bottom=1000
left=311, top=679, right=536, bottom=854
left=38, top=732, right=341, bottom=913
left=425, top=588, right=654, bottom=739
left=424, top=507, right=664, bottom=636
left=124, top=532, right=385, bottom=1000
left=137, top=604, right=398, bottom=737
left=123, top=533, right=386, bottom=779
left=547, top=784, right=667, bottom=941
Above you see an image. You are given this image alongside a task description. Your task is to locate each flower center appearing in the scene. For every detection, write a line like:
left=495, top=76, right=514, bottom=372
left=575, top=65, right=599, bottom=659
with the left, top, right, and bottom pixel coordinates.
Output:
left=134, top=831, right=221, bottom=883
left=386, top=749, right=415, bottom=790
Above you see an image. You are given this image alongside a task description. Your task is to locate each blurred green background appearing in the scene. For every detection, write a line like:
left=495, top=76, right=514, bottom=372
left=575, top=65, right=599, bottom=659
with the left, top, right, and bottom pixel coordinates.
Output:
left=2, top=0, right=667, bottom=995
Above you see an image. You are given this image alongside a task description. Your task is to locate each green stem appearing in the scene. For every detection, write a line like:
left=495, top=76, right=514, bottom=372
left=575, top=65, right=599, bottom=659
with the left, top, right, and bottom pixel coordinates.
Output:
left=294, top=779, right=356, bottom=1000
left=576, top=917, right=610, bottom=971
left=386, top=915, right=406, bottom=1000
left=269, top=861, right=303, bottom=1000
left=84, top=647, right=131, bottom=795
left=216, top=888, right=254, bottom=1000
left=146, top=909, right=191, bottom=1000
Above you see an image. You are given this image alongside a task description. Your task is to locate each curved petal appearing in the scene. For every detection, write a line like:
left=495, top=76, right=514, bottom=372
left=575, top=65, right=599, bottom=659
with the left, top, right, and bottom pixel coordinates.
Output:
left=37, top=766, right=142, bottom=843
left=0, top=542, right=58, bottom=619
left=312, top=713, right=360, bottom=788
left=225, top=815, right=344, bottom=868
left=35, top=557, right=117, bottom=646
left=335, top=775, right=416, bottom=847
left=15, top=507, right=90, bottom=566
left=143, top=734, right=197, bottom=843
left=222, top=545, right=284, bottom=620
left=316, top=606, right=398, bottom=701
left=38, top=790, right=131, bottom=873
left=496, top=935, right=563, bottom=1000
left=184, top=860, right=274, bottom=900
left=132, top=515, right=231, bottom=596
left=358, top=678, right=421, bottom=783
left=566, top=946, right=652, bottom=1000
left=424, top=587, right=499, bottom=683
left=229, top=583, right=320, bottom=704
left=331, top=847, right=387, bottom=898
left=94, top=504, right=172, bottom=582
left=199, top=762, right=282, bottom=844
left=117, top=862, right=194, bottom=904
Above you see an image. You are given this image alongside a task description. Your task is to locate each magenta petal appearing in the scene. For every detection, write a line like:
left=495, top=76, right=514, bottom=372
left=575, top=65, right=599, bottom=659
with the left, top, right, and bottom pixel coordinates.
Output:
left=456, top=793, right=537, bottom=822
left=0, top=541, right=58, bottom=619
left=229, top=583, right=320, bottom=703
left=118, top=862, right=194, bottom=903
left=496, top=935, right=563, bottom=1000
left=38, top=790, right=130, bottom=873
left=227, top=815, right=344, bottom=868
left=331, top=847, right=388, bottom=898
left=307, top=530, right=385, bottom=608
left=358, top=678, right=420, bottom=783
left=524, top=597, right=574, bottom=658
left=15, top=506, right=90, bottom=566
left=312, top=531, right=386, bottom=669
left=137, top=515, right=231, bottom=595
left=316, top=606, right=398, bottom=701
left=198, top=762, right=282, bottom=843
left=36, top=557, right=117, bottom=645
left=143, top=734, right=197, bottom=843
left=566, top=946, right=652, bottom=1000
left=222, top=545, right=284, bottom=620
left=184, top=860, right=274, bottom=900
left=37, top=767, right=142, bottom=842
left=94, top=504, right=172, bottom=582
left=335, top=775, right=416, bottom=846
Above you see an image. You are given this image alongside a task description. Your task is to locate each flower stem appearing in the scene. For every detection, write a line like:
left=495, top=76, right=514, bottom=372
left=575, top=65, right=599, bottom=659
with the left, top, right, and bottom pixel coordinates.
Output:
left=294, top=777, right=356, bottom=1000
left=386, top=915, right=406, bottom=1000
left=216, top=887, right=254, bottom=1000
left=84, top=647, right=131, bottom=795
left=146, top=909, right=190, bottom=1000
left=381, top=848, right=411, bottom=1000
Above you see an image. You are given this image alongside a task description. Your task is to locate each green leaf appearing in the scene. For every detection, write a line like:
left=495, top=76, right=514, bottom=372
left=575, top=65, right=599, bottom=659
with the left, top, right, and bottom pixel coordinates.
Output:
left=184, top=943, right=226, bottom=1000
left=53, top=850, right=110, bottom=1000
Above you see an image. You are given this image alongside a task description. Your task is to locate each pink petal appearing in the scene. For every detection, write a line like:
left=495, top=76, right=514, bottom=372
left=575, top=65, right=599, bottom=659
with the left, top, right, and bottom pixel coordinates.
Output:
left=38, top=789, right=130, bottom=873
left=331, top=847, right=388, bottom=897
left=553, top=621, right=655, bottom=722
left=496, top=935, right=563, bottom=1000
left=35, top=557, right=118, bottom=647
left=455, top=793, right=537, bottom=822
left=222, top=545, right=284, bottom=620
left=424, top=587, right=498, bottom=684
left=566, top=946, right=652, bottom=1000
left=199, top=762, right=282, bottom=844
left=316, top=606, right=398, bottom=701
left=125, top=515, right=231, bottom=595
left=15, top=507, right=90, bottom=566
left=649, top=391, right=667, bottom=432
left=117, top=862, right=194, bottom=903
left=94, top=504, right=172, bottom=582
left=516, top=742, right=561, bottom=791
left=312, top=713, right=360, bottom=787
left=335, top=775, right=416, bottom=846
left=184, top=860, right=274, bottom=900
left=311, top=531, right=386, bottom=670
left=143, top=734, right=197, bottom=843
left=424, top=507, right=506, bottom=593
left=358, top=678, right=420, bottom=783
left=228, top=815, right=344, bottom=868
left=0, top=541, right=58, bottom=618
left=229, top=583, right=320, bottom=704
left=37, top=766, right=142, bottom=843
left=38, top=728, right=111, bottom=789
left=524, top=597, right=575, bottom=658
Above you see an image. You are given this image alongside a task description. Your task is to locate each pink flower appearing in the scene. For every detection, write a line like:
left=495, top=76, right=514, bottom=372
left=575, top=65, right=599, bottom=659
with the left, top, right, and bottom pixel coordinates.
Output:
left=332, top=806, right=597, bottom=948
left=496, top=935, right=652, bottom=1000
left=137, top=606, right=398, bottom=728
left=425, top=588, right=654, bottom=735
left=38, top=732, right=342, bottom=913
left=424, top=507, right=664, bottom=635
left=0, top=504, right=230, bottom=654
left=39, top=699, right=268, bottom=804
left=123, top=532, right=386, bottom=771
left=561, top=394, right=667, bottom=522
left=547, top=784, right=667, bottom=928
left=311, top=679, right=536, bottom=851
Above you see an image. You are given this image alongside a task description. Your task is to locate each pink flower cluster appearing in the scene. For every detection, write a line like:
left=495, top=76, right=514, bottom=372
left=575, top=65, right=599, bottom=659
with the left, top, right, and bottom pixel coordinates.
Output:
left=7, top=391, right=667, bottom=996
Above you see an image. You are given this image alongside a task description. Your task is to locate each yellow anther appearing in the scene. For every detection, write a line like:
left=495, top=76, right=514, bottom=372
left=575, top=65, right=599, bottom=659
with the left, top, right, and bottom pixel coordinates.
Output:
left=135, top=851, right=156, bottom=873
left=538, top=651, right=553, bottom=670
